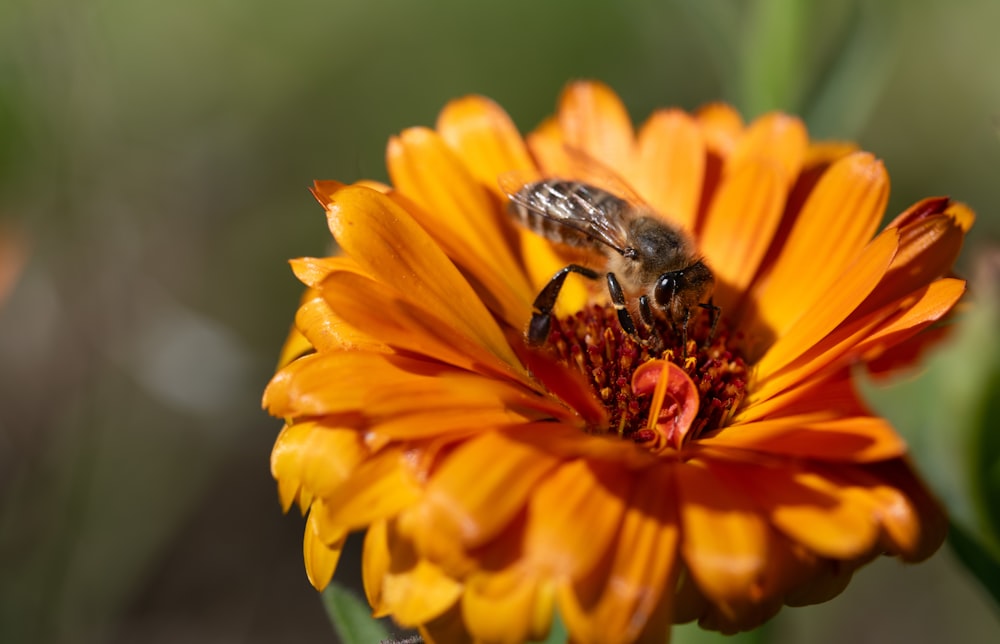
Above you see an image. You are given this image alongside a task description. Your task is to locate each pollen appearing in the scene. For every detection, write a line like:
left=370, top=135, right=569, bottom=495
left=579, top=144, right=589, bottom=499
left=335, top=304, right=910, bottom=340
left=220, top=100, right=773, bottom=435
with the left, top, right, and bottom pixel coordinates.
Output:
left=546, top=304, right=749, bottom=450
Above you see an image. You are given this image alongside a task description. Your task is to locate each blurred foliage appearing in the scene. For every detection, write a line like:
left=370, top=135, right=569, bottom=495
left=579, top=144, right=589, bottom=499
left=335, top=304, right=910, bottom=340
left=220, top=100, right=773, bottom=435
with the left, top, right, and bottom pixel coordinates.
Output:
left=0, top=0, right=998, bottom=642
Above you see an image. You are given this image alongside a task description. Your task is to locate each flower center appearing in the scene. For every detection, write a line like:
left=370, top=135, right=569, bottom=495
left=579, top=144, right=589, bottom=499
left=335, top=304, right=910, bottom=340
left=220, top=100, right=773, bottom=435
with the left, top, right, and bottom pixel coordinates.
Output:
left=546, top=303, right=748, bottom=452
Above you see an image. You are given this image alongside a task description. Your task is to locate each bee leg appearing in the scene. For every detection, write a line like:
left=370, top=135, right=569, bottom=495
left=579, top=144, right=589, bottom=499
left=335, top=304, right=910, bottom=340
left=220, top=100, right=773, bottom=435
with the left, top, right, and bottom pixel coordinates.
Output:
left=606, top=272, right=638, bottom=338
left=698, top=298, right=721, bottom=345
left=528, top=264, right=601, bottom=345
left=680, top=308, right=692, bottom=358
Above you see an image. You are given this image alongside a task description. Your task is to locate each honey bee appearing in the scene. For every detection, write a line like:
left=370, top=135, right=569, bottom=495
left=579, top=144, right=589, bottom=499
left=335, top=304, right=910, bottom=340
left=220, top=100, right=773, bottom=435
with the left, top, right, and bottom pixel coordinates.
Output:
left=503, top=177, right=718, bottom=348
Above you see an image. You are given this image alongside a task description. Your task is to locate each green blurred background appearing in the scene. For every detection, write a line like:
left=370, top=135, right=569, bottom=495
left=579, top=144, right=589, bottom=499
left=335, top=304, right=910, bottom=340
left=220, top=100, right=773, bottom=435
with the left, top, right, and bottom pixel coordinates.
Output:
left=1, top=0, right=998, bottom=642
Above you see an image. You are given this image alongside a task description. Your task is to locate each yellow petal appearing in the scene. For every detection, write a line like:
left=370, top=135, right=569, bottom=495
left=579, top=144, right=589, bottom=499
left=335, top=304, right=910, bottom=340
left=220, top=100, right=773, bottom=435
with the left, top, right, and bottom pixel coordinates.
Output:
left=853, top=278, right=966, bottom=361
left=419, top=603, right=474, bottom=644
left=407, top=431, right=560, bottom=557
left=362, top=519, right=391, bottom=614
left=709, top=460, right=881, bottom=560
left=303, top=509, right=345, bottom=590
left=700, top=414, right=907, bottom=462
left=378, top=525, right=463, bottom=626
left=676, top=459, right=768, bottom=621
left=754, top=227, right=898, bottom=379
left=463, top=569, right=555, bottom=644
left=634, top=108, right=706, bottom=231
left=700, top=159, right=786, bottom=310
left=436, top=95, right=536, bottom=198
left=321, top=270, right=528, bottom=384
left=558, top=464, right=679, bottom=644
left=387, top=128, right=534, bottom=325
left=295, top=292, right=387, bottom=353
left=749, top=152, right=889, bottom=342
left=524, top=460, right=632, bottom=581
left=270, top=420, right=367, bottom=512
left=696, top=103, right=744, bottom=158
left=725, top=113, right=807, bottom=189
left=857, top=206, right=968, bottom=317
left=289, top=255, right=364, bottom=287
left=325, top=184, right=524, bottom=374
left=557, top=81, right=635, bottom=177
left=315, top=447, right=423, bottom=531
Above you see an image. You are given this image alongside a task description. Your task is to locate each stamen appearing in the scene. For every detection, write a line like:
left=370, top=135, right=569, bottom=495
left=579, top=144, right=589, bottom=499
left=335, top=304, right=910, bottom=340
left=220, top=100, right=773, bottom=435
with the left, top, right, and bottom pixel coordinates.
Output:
left=544, top=303, right=748, bottom=453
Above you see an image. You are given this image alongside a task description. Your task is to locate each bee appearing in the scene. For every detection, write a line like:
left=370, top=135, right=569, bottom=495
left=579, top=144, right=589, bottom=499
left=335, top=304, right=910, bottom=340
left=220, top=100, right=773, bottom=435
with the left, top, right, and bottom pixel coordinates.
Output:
left=503, top=177, right=718, bottom=348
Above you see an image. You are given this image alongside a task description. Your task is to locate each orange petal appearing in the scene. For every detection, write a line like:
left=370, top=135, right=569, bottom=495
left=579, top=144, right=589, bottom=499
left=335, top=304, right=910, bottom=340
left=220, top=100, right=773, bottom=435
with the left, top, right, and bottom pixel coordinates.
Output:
left=436, top=95, right=536, bottom=198
left=700, top=159, right=786, bottom=310
left=362, top=519, right=391, bottom=614
left=749, top=152, right=889, bottom=342
left=695, top=103, right=744, bottom=158
left=676, top=459, right=768, bottom=621
left=857, top=208, right=968, bottom=317
left=313, top=447, right=423, bottom=531
left=270, top=421, right=368, bottom=512
left=289, top=255, right=365, bottom=287
left=524, top=460, right=632, bottom=581
left=700, top=414, right=907, bottom=462
left=276, top=321, right=314, bottom=370
left=725, top=113, right=808, bottom=188
left=386, top=128, right=534, bottom=326
left=558, top=464, right=679, bottom=644
left=378, top=525, right=463, bottom=626
left=556, top=81, right=635, bottom=177
left=400, top=431, right=560, bottom=564
left=853, top=278, right=966, bottom=361
left=303, top=509, right=345, bottom=590
left=708, top=460, right=881, bottom=560
left=863, top=460, right=947, bottom=561
left=526, top=117, right=571, bottom=177
left=633, top=108, right=706, bottom=231
left=321, top=271, right=528, bottom=385
left=462, top=569, right=555, bottom=644
left=294, top=292, right=387, bottom=353
left=754, top=227, right=899, bottom=379
left=325, top=184, right=524, bottom=373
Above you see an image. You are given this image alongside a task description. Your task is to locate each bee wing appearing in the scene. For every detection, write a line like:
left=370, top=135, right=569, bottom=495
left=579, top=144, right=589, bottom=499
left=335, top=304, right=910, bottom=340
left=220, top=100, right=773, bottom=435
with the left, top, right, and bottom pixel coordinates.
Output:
left=554, top=144, right=649, bottom=206
left=499, top=171, right=634, bottom=254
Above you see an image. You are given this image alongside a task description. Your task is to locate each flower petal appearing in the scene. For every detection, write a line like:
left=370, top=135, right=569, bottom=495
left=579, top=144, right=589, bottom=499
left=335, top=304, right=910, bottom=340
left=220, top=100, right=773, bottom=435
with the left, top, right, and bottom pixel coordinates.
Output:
left=633, top=109, right=706, bottom=231
left=399, top=431, right=560, bottom=568
left=303, top=509, right=345, bottom=590
left=709, top=460, right=882, bottom=560
left=754, top=227, right=898, bottom=379
left=387, top=128, right=534, bottom=325
left=676, top=459, right=768, bottom=621
left=463, top=569, right=555, bottom=644
left=700, top=159, right=786, bottom=310
left=524, top=460, right=632, bottom=581
left=377, top=524, right=463, bottom=626
left=725, top=113, right=808, bottom=188
left=436, top=95, right=537, bottom=198
left=696, top=103, right=744, bottom=157
left=325, top=184, right=524, bottom=373
left=749, top=152, right=889, bottom=342
left=558, top=464, right=679, bottom=644
left=270, top=421, right=368, bottom=511
left=700, top=414, right=907, bottom=462
left=314, top=447, right=423, bottom=531
left=556, top=81, right=635, bottom=176
left=321, top=270, right=527, bottom=384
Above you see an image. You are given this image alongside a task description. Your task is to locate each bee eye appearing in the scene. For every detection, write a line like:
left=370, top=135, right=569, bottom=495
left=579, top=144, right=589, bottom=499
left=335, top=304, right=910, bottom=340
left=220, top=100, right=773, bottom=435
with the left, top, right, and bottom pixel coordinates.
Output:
left=654, top=274, right=679, bottom=307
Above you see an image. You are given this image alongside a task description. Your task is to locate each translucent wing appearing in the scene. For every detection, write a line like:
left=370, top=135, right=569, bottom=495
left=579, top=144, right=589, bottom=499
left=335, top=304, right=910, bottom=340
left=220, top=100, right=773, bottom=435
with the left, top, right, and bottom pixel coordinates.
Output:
left=500, top=171, right=635, bottom=255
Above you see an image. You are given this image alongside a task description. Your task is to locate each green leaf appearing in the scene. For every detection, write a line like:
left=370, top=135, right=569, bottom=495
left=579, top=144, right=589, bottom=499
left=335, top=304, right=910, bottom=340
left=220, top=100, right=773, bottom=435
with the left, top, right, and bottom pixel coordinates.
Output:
left=948, top=519, right=1000, bottom=609
left=738, top=0, right=811, bottom=116
left=805, top=0, right=897, bottom=139
left=320, top=582, right=391, bottom=644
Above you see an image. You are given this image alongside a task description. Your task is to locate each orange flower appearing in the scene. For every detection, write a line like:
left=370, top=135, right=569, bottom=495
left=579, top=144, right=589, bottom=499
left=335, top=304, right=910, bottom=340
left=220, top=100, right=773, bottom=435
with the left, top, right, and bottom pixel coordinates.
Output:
left=264, top=82, right=971, bottom=641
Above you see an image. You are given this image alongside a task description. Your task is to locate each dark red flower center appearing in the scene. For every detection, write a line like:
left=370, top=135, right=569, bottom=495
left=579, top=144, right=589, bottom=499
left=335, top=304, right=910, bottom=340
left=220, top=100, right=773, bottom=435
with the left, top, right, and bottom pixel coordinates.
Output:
left=545, top=304, right=749, bottom=450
